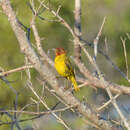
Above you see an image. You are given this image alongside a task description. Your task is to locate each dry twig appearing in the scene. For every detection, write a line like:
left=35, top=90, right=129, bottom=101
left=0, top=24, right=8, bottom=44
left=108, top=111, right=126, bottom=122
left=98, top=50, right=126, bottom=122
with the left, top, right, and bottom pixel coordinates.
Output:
left=97, top=94, right=120, bottom=112
left=120, top=36, right=129, bottom=79
left=27, top=81, right=71, bottom=130
left=94, top=17, right=106, bottom=58
left=0, top=106, right=73, bottom=115
left=0, top=65, right=33, bottom=77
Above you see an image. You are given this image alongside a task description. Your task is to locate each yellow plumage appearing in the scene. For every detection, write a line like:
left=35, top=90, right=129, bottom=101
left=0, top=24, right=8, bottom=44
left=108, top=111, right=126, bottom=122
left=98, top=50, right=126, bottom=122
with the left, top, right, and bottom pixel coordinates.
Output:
left=54, top=48, right=80, bottom=91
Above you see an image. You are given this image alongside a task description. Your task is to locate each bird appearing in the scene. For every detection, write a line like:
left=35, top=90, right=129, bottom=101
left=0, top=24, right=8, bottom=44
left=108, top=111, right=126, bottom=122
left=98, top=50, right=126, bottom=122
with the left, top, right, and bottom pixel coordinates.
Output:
left=54, top=48, right=80, bottom=91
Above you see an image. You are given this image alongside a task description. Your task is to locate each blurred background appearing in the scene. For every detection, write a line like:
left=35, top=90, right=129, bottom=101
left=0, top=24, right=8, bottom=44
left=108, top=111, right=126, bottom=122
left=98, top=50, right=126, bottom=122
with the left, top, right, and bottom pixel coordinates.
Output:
left=0, top=0, right=130, bottom=129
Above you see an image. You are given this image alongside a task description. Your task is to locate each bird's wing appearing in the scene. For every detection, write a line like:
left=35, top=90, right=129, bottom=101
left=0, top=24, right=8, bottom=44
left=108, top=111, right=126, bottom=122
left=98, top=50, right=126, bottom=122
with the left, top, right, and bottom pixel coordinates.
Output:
left=64, top=56, right=75, bottom=77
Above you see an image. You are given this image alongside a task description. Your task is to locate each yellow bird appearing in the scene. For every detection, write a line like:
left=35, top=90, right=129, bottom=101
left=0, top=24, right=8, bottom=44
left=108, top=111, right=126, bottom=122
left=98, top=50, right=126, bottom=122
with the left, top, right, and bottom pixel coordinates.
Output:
left=54, top=48, right=80, bottom=91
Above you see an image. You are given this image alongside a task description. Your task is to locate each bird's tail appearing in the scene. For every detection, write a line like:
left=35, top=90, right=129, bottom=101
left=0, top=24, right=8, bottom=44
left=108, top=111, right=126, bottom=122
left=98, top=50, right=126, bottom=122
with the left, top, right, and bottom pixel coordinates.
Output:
left=70, top=76, right=80, bottom=91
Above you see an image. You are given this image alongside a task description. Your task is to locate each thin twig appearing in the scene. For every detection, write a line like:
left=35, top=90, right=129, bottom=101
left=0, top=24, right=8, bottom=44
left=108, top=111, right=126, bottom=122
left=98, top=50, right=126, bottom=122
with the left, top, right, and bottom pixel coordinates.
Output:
left=27, top=81, right=71, bottom=130
left=104, top=37, right=108, bottom=55
left=0, top=65, right=33, bottom=77
left=120, top=36, right=129, bottom=78
left=13, top=101, right=21, bottom=130
left=80, top=38, right=129, bottom=81
left=37, top=0, right=76, bottom=38
left=0, top=103, right=68, bottom=126
left=18, top=103, right=36, bottom=118
left=37, top=77, right=75, bottom=112
left=94, top=17, right=106, bottom=58
left=82, top=118, right=102, bottom=130
left=30, top=4, right=54, bottom=67
left=0, top=106, right=73, bottom=115
left=56, top=5, right=62, bottom=15
left=97, top=93, right=120, bottom=112
left=126, top=33, right=130, bottom=40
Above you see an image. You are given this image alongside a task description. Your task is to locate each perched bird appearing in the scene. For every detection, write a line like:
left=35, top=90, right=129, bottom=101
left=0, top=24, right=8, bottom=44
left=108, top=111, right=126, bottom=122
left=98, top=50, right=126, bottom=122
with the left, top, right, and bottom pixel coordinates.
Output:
left=54, top=48, right=80, bottom=91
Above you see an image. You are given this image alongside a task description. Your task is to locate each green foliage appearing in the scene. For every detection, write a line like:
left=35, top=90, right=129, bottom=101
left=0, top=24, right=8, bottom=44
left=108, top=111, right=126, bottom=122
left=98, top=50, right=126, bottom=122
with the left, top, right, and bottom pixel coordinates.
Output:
left=104, top=0, right=116, bottom=7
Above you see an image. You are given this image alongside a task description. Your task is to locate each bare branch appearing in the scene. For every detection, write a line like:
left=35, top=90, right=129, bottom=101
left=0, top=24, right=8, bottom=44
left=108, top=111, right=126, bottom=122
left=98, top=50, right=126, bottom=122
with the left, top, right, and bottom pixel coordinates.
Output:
left=0, top=65, right=33, bottom=77
left=31, top=14, right=54, bottom=67
left=74, top=0, right=81, bottom=61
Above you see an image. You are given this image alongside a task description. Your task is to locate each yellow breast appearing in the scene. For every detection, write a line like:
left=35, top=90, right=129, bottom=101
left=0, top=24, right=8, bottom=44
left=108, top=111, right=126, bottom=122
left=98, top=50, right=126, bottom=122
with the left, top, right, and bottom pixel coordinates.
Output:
left=54, top=54, right=67, bottom=77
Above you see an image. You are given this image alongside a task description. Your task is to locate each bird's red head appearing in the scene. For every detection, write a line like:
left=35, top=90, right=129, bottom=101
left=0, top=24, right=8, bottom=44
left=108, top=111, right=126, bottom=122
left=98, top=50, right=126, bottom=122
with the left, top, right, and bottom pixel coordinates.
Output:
left=55, top=48, right=66, bottom=56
